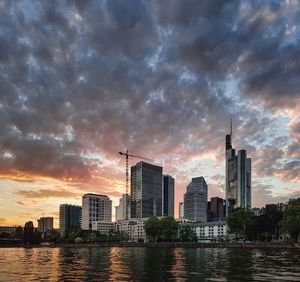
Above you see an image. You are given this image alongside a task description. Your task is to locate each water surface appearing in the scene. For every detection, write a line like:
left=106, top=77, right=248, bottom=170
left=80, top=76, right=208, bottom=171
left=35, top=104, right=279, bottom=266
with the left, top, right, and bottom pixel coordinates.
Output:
left=0, top=247, right=299, bottom=281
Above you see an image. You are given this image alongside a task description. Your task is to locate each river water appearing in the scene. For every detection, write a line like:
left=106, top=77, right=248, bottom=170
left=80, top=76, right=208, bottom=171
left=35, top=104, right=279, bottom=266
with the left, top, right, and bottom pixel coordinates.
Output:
left=0, top=247, right=299, bottom=281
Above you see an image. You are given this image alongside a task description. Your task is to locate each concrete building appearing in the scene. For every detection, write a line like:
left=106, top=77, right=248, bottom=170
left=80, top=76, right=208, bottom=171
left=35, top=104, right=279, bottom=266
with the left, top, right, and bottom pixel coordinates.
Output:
left=184, top=177, right=208, bottom=222
left=37, top=217, right=53, bottom=233
left=131, top=162, right=163, bottom=218
left=179, top=202, right=184, bottom=218
left=163, top=175, right=175, bottom=217
left=0, top=226, right=20, bottom=233
left=82, top=193, right=112, bottom=230
left=193, top=221, right=227, bottom=241
left=225, top=121, right=251, bottom=216
left=115, top=194, right=131, bottom=221
left=92, top=221, right=115, bottom=235
left=59, top=204, right=82, bottom=235
left=116, top=219, right=147, bottom=242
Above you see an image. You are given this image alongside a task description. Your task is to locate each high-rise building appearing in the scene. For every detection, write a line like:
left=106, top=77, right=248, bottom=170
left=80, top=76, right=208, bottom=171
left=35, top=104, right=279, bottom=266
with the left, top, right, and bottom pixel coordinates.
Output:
left=225, top=121, right=251, bottom=216
left=163, top=175, right=175, bottom=217
left=179, top=202, right=184, bottom=218
left=59, top=204, right=82, bottom=235
left=82, top=193, right=112, bottom=230
left=184, top=177, right=208, bottom=222
left=37, top=217, right=53, bottom=233
left=210, top=197, right=225, bottom=219
left=131, top=161, right=163, bottom=218
left=115, top=194, right=131, bottom=221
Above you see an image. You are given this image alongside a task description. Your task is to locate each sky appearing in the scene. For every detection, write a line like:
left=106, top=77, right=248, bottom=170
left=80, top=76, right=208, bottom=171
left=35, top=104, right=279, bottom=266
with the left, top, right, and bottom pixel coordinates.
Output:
left=0, top=0, right=300, bottom=228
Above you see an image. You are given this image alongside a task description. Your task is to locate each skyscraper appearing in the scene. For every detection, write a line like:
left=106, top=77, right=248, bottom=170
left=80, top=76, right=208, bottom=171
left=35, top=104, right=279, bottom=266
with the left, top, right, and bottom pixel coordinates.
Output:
left=131, top=161, right=163, bottom=218
left=82, top=193, right=112, bottom=230
left=59, top=204, right=82, bottom=235
left=179, top=202, right=184, bottom=218
left=163, top=175, right=175, bottom=217
left=225, top=120, right=251, bottom=216
left=184, top=177, right=208, bottom=222
left=210, top=197, right=225, bottom=219
left=115, top=194, right=131, bottom=221
left=37, top=217, right=53, bottom=233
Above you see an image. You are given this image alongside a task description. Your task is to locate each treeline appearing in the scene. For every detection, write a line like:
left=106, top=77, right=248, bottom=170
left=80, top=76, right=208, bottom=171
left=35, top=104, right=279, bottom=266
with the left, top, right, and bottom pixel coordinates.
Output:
left=144, top=216, right=197, bottom=242
left=0, top=224, right=129, bottom=245
left=227, top=198, right=300, bottom=241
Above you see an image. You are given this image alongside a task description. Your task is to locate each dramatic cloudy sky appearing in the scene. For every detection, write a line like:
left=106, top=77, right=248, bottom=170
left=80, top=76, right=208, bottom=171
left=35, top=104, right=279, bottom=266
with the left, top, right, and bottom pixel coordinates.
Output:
left=0, top=0, right=300, bottom=227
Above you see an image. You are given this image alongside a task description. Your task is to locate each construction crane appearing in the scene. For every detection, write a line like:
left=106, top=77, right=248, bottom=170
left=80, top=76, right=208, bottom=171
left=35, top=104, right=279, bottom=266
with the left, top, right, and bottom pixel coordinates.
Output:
left=119, top=150, right=152, bottom=196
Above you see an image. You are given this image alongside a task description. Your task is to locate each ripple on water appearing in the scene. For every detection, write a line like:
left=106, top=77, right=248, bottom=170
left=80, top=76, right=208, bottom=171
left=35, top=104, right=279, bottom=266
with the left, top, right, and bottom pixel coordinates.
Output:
left=0, top=247, right=299, bottom=281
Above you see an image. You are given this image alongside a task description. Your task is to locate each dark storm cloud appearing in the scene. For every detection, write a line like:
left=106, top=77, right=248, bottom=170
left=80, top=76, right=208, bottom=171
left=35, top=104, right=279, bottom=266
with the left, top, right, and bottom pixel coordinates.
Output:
left=0, top=0, right=299, bottom=188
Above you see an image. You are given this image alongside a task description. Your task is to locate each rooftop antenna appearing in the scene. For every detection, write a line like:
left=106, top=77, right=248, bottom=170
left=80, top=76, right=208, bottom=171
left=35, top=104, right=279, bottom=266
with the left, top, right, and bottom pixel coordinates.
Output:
left=230, top=118, right=232, bottom=136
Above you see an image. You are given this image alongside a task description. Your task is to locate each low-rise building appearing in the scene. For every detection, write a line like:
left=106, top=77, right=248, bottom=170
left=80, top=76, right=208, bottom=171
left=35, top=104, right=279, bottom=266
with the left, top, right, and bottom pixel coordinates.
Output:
left=92, top=221, right=115, bottom=235
left=116, top=219, right=146, bottom=242
left=193, top=221, right=227, bottom=241
left=0, top=226, right=20, bottom=233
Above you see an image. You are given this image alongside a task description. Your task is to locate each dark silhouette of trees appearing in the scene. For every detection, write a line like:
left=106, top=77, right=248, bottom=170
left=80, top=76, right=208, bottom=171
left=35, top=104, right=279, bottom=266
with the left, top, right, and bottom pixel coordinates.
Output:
left=23, top=221, right=41, bottom=245
left=24, top=221, right=34, bottom=245
left=144, top=217, right=179, bottom=242
left=226, top=208, right=253, bottom=240
left=282, top=198, right=300, bottom=241
left=178, top=225, right=198, bottom=242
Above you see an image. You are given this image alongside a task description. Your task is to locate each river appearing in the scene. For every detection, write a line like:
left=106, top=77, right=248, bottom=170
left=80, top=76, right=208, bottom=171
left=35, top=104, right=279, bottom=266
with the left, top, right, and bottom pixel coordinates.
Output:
left=0, top=247, right=299, bottom=281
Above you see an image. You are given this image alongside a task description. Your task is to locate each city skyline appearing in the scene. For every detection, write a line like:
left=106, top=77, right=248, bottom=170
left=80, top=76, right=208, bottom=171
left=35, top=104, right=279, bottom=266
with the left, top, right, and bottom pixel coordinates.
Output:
left=0, top=1, right=300, bottom=228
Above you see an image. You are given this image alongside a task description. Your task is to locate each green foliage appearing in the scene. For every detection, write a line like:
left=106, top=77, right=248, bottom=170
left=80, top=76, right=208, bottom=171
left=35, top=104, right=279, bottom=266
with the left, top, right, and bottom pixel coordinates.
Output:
left=226, top=208, right=253, bottom=239
left=144, top=216, right=179, bottom=242
left=160, top=217, right=179, bottom=241
left=45, top=229, right=61, bottom=243
left=178, top=224, right=197, bottom=242
left=144, top=217, right=161, bottom=242
left=282, top=198, right=300, bottom=241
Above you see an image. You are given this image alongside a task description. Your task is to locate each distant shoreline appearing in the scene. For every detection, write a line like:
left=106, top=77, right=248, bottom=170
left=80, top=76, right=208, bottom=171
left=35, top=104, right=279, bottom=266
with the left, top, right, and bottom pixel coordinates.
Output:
left=1, top=242, right=299, bottom=250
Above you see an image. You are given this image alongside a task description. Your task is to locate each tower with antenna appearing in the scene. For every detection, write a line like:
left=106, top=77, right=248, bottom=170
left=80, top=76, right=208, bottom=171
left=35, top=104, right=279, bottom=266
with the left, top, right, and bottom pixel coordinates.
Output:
left=225, top=118, right=252, bottom=216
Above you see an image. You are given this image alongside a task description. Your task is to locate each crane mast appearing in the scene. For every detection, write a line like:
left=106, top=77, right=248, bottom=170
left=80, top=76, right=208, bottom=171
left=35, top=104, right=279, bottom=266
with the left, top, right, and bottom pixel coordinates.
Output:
left=119, top=150, right=152, bottom=220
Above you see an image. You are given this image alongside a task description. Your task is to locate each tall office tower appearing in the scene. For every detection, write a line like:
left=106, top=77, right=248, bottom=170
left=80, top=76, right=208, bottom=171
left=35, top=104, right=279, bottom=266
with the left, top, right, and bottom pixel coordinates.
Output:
left=59, top=204, right=82, bottom=235
left=184, top=177, right=208, bottom=222
left=115, top=194, right=131, bottom=221
left=225, top=120, right=251, bottom=216
left=82, top=193, right=112, bottom=230
left=131, top=161, right=163, bottom=218
left=163, top=175, right=175, bottom=217
left=210, top=197, right=225, bottom=219
left=37, top=217, right=53, bottom=233
left=179, top=202, right=184, bottom=218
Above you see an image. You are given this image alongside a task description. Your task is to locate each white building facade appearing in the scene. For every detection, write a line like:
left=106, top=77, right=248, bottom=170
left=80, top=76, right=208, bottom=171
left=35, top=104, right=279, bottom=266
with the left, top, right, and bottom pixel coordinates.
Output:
left=82, top=193, right=112, bottom=230
left=92, top=221, right=115, bottom=234
left=193, top=221, right=227, bottom=241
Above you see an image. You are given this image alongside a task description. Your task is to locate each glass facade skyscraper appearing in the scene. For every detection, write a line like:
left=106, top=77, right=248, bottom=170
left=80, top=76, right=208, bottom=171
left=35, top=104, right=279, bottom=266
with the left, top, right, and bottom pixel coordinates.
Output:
left=225, top=127, right=251, bottom=216
left=184, top=177, right=208, bottom=222
left=163, top=175, right=175, bottom=217
left=131, top=161, right=163, bottom=218
left=59, top=204, right=82, bottom=235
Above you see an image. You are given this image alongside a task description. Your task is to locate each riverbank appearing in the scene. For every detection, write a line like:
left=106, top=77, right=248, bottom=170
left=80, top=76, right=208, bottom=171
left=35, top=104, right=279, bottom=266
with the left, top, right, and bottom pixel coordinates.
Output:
left=1, top=242, right=299, bottom=250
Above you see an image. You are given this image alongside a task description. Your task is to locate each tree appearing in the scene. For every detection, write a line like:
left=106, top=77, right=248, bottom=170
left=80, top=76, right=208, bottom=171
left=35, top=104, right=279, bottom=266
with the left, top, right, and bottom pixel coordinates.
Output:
left=281, top=198, right=300, bottom=241
left=226, top=208, right=253, bottom=240
left=45, top=229, right=61, bottom=243
left=144, top=217, right=161, bottom=242
left=160, top=217, right=179, bottom=241
left=179, top=225, right=197, bottom=242
left=14, top=226, right=24, bottom=240
left=24, top=221, right=34, bottom=245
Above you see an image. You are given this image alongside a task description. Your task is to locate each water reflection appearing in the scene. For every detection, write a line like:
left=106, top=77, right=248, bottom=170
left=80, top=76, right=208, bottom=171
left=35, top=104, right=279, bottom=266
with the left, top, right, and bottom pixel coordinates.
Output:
left=0, top=247, right=299, bottom=281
